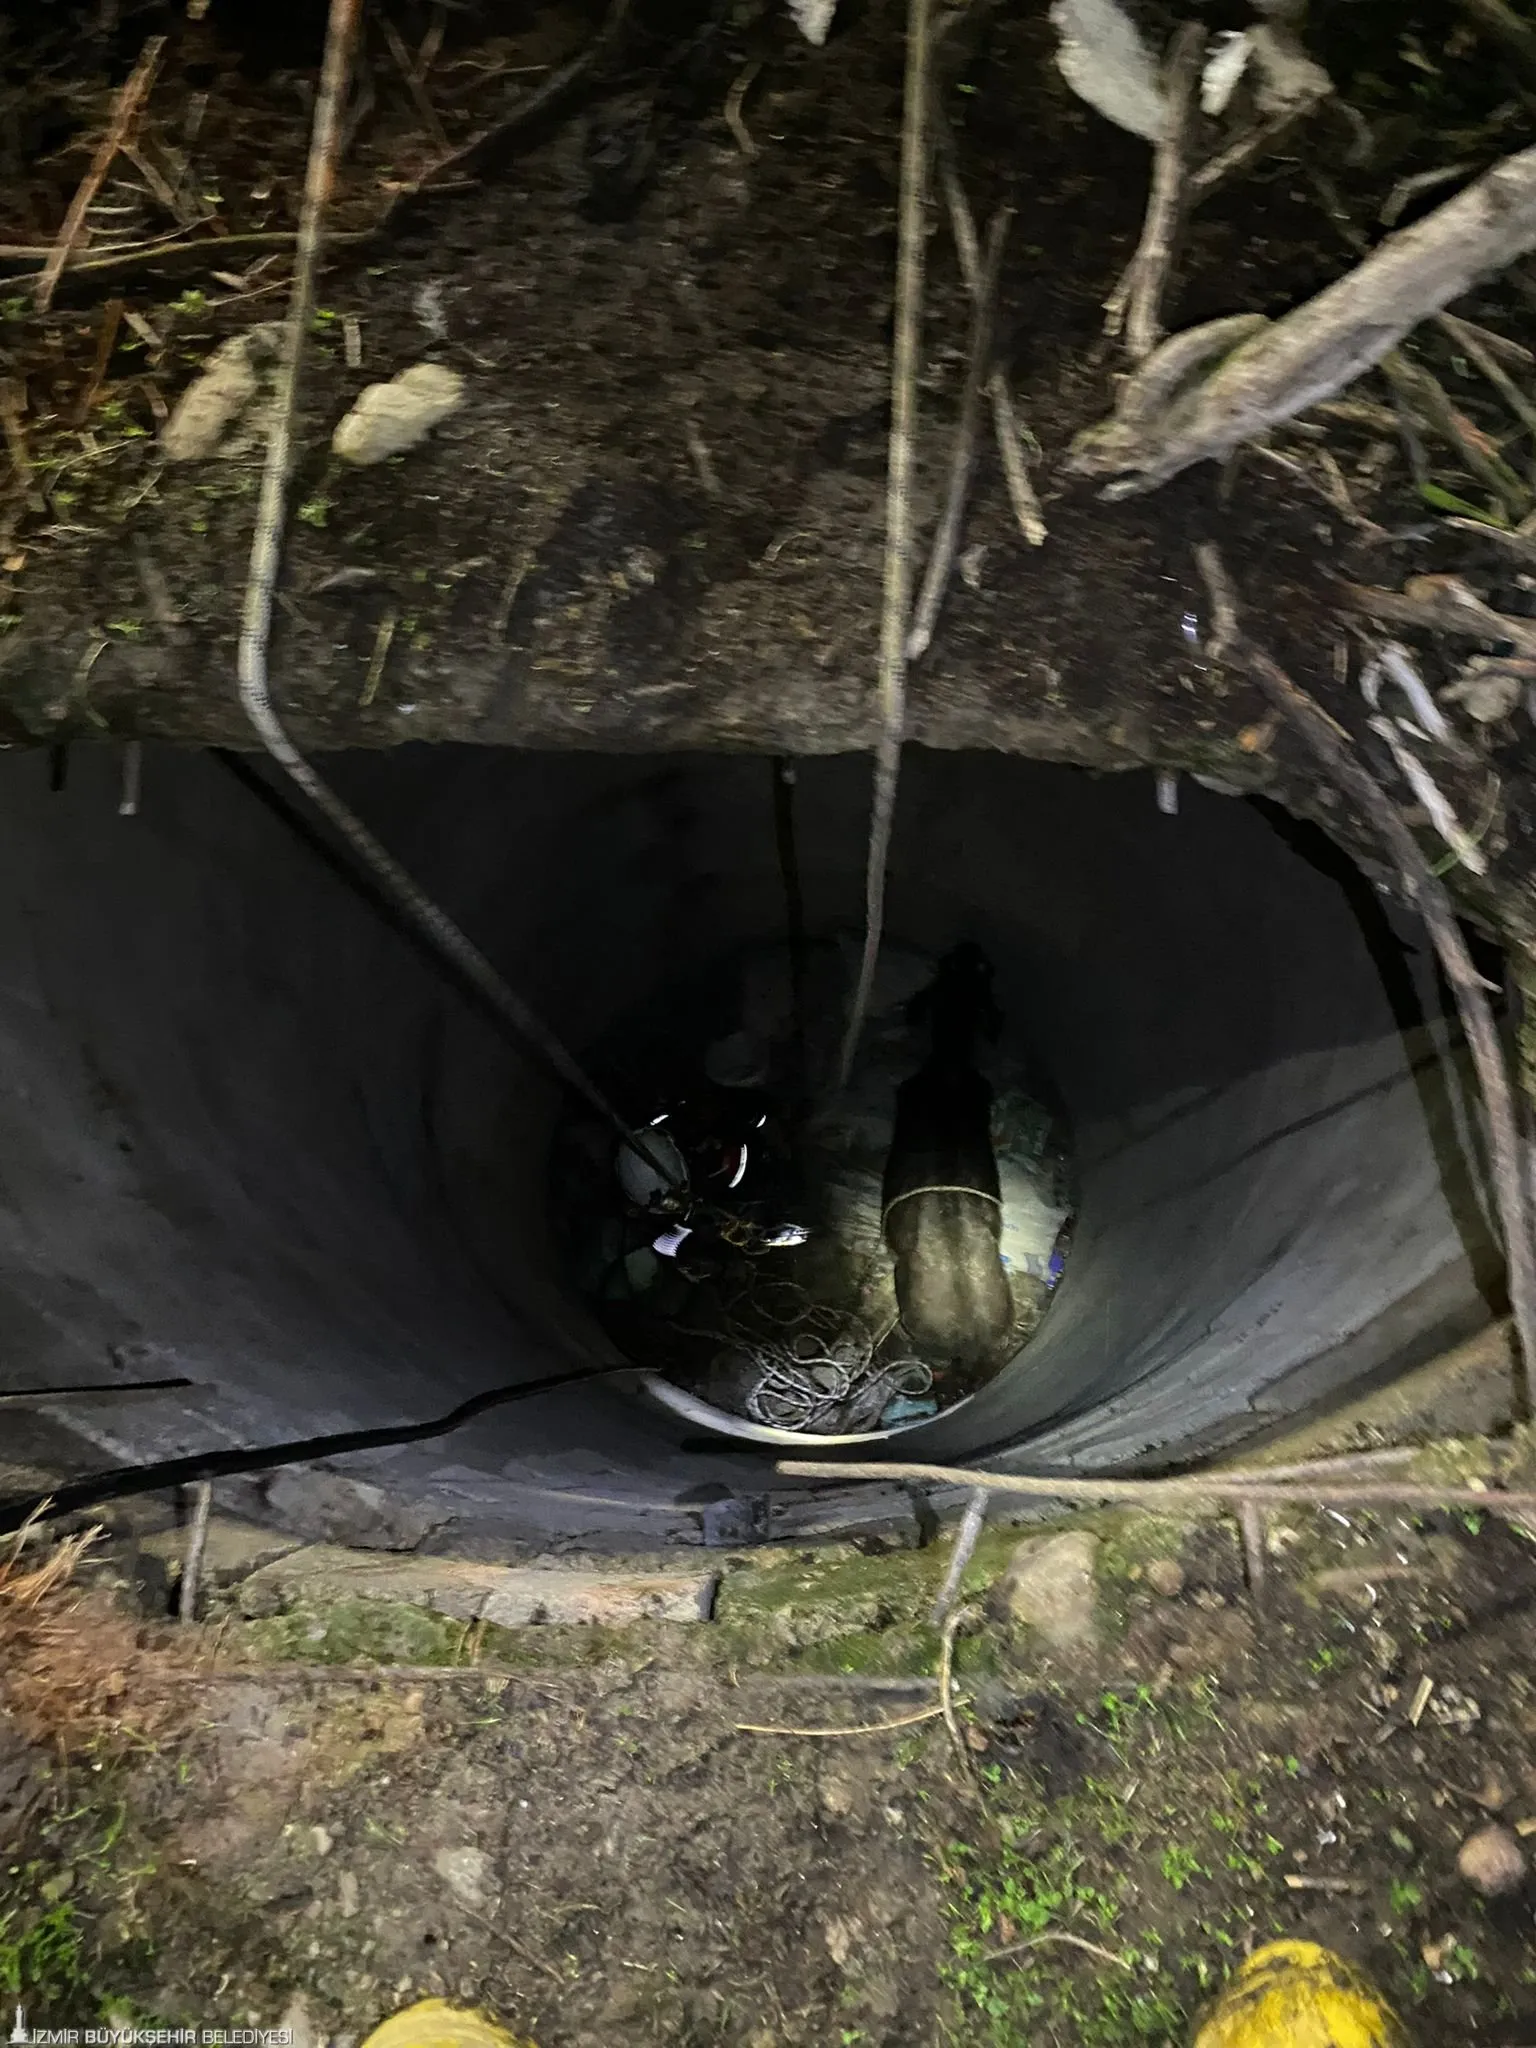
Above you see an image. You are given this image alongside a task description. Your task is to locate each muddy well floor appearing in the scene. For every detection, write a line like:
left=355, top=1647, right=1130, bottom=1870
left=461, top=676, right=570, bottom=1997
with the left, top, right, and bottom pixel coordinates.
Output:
left=6, top=1488, right=1536, bottom=2047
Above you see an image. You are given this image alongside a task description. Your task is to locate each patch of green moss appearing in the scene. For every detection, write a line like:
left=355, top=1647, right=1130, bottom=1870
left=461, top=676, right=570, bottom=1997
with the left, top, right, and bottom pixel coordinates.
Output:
left=238, top=1596, right=527, bottom=1668
left=1407, top=1436, right=1497, bottom=1490
left=226, top=1519, right=1066, bottom=1684
left=1090, top=1511, right=1196, bottom=1580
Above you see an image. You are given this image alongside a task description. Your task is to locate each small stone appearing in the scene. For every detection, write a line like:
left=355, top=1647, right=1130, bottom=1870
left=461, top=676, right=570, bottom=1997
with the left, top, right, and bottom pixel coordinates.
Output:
left=1146, top=1558, right=1184, bottom=1598
left=433, top=1844, right=493, bottom=1910
left=1456, top=1823, right=1527, bottom=1897
left=1441, top=660, right=1524, bottom=725
left=1366, top=1626, right=1401, bottom=1675
left=263, top=1471, right=445, bottom=1551
left=1474, top=1770, right=1511, bottom=1812
left=819, top=1771, right=856, bottom=1818
left=311, top=1825, right=333, bottom=1857
left=1001, top=1531, right=1100, bottom=1650
left=332, top=362, right=466, bottom=466
left=278, top=1996, right=321, bottom=2048
left=823, top=1915, right=857, bottom=1966
left=337, top=1870, right=360, bottom=1918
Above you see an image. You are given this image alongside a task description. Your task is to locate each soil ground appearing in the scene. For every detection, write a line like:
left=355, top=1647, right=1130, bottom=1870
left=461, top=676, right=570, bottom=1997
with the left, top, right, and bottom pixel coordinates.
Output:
left=1, top=0, right=1534, bottom=945
left=6, top=1485, right=1536, bottom=2046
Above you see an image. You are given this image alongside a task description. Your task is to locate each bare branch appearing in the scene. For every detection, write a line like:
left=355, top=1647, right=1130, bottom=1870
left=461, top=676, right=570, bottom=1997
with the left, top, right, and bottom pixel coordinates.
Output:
left=908, top=206, right=1011, bottom=661
left=1070, top=143, right=1536, bottom=495
left=835, top=0, right=935, bottom=1091
left=1116, top=21, right=1206, bottom=360
left=34, top=38, right=166, bottom=315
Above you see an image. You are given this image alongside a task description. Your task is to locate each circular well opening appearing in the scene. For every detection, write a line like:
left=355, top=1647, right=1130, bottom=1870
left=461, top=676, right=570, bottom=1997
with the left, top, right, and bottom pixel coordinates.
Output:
left=0, top=741, right=1501, bottom=1545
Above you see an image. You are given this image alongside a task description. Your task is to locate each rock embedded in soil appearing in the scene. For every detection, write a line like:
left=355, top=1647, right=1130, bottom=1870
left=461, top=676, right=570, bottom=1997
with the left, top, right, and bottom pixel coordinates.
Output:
left=1146, top=1557, right=1185, bottom=1597
left=264, top=1471, right=447, bottom=1551
left=433, top=1844, right=493, bottom=1910
left=238, top=1542, right=721, bottom=1625
left=999, top=1531, right=1101, bottom=1649
left=1457, top=1823, right=1527, bottom=1896
left=139, top=1514, right=302, bottom=1589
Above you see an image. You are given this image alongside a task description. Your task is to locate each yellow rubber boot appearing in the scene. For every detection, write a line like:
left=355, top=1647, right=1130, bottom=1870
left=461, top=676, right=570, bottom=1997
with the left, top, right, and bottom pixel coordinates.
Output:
left=359, top=2001, right=536, bottom=2048
left=1191, top=1941, right=1409, bottom=2047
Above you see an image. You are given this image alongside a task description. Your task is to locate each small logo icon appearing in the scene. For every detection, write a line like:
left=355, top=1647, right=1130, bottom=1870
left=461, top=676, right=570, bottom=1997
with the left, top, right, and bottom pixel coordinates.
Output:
left=10, top=2006, right=28, bottom=2045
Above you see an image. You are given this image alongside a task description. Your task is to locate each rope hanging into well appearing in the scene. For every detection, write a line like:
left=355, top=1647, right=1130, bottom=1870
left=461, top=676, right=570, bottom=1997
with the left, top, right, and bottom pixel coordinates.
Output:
left=834, top=0, right=935, bottom=1093
left=233, top=0, right=678, bottom=1194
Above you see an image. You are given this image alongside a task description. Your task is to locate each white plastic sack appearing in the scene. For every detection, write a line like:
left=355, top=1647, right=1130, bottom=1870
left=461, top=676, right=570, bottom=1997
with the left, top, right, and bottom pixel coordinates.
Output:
left=1050, top=0, right=1166, bottom=143
left=787, top=0, right=836, bottom=46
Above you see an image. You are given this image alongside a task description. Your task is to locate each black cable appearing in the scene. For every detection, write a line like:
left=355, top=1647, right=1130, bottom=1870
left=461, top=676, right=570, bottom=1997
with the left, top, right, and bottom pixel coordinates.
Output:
left=0, top=1358, right=632, bottom=1535
left=0, top=1377, right=191, bottom=1408
left=212, top=748, right=683, bottom=1193
left=212, top=748, right=511, bottom=1042
left=771, top=757, right=811, bottom=1120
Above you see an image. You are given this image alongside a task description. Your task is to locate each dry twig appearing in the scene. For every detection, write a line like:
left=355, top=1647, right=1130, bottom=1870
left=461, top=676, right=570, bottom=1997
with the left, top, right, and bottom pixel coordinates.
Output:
left=734, top=1705, right=943, bottom=1738
left=778, top=1456, right=1536, bottom=1513
left=383, top=17, right=451, bottom=156
left=936, top=150, right=1045, bottom=546
left=178, top=1480, right=212, bottom=1624
left=1439, top=312, right=1536, bottom=445
left=1345, top=573, right=1536, bottom=657
left=724, top=59, right=763, bottom=160
left=938, top=1601, right=974, bottom=1777
left=34, top=37, right=166, bottom=315
left=835, top=0, right=934, bottom=1091
left=1237, top=1498, right=1267, bottom=1612
left=1196, top=545, right=1536, bottom=1413
left=983, top=1932, right=1134, bottom=1969
left=1115, top=22, right=1206, bottom=359
left=1445, top=517, right=1536, bottom=566
left=360, top=608, right=399, bottom=708
left=1187, top=105, right=1310, bottom=204
left=907, top=206, right=1011, bottom=662
left=74, top=296, right=124, bottom=425
left=987, top=371, right=1048, bottom=547
left=930, top=1486, right=988, bottom=1628
left=1383, top=350, right=1530, bottom=524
